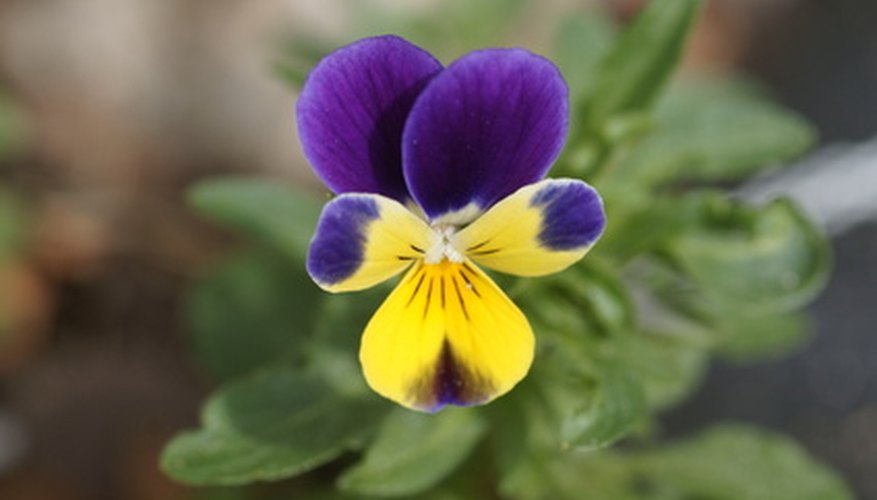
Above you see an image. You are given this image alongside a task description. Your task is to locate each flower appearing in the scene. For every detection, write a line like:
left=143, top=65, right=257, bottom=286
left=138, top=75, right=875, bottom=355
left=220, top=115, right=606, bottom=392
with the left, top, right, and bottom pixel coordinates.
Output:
left=297, top=35, right=606, bottom=412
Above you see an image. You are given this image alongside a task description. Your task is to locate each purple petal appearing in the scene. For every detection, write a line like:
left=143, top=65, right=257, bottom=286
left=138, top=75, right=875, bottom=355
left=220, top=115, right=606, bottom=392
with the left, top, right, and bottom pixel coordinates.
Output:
left=402, top=48, right=569, bottom=221
left=297, top=35, right=442, bottom=201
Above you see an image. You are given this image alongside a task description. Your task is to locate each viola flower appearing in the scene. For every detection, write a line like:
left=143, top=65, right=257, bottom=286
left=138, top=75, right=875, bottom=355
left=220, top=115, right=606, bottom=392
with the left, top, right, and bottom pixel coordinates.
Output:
left=298, top=35, right=606, bottom=412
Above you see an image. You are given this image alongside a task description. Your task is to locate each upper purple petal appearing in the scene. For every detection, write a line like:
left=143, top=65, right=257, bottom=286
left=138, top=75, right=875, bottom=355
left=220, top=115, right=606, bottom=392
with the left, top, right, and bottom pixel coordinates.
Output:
left=296, top=35, right=442, bottom=201
left=402, top=48, right=569, bottom=221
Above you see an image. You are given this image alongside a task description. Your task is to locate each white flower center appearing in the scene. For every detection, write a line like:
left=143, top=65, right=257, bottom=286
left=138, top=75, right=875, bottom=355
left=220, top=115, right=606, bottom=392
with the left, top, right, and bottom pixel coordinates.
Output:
left=424, top=224, right=464, bottom=264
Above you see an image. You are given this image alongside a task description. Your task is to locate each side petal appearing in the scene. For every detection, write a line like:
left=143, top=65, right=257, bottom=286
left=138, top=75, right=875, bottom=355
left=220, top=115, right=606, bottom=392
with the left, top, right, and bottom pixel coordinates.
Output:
left=297, top=35, right=442, bottom=201
left=360, top=260, right=534, bottom=412
left=453, top=179, right=606, bottom=276
left=307, top=194, right=433, bottom=292
left=402, top=48, right=569, bottom=223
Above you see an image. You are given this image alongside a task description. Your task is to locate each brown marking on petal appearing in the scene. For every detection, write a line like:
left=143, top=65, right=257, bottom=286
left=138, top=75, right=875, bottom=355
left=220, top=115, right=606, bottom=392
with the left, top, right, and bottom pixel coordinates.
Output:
left=406, top=272, right=426, bottom=307
left=406, top=340, right=494, bottom=411
left=458, top=266, right=481, bottom=298
left=466, top=239, right=491, bottom=252
left=451, top=276, right=469, bottom=320
left=470, top=248, right=500, bottom=256
left=423, top=277, right=434, bottom=319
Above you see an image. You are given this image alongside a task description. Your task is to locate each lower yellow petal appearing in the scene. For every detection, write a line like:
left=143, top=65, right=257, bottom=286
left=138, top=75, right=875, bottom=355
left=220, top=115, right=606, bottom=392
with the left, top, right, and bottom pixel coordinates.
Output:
left=360, top=260, right=534, bottom=412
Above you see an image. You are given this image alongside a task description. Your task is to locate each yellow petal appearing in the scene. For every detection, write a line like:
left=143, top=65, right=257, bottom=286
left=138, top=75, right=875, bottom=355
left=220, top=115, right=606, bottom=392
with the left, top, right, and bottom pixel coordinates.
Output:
left=453, top=178, right=606, bottom=277
left=307, top=194, right=434, bottom=292
left=360, top=260, right=534, bottom=411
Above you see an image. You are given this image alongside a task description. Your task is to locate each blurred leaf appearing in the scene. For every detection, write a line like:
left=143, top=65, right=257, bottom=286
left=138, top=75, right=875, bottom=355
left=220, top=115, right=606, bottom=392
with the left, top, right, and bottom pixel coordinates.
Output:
left=311, top=285, right=389, bottom=354
left=558, top=361, right=646, bottom=450
left=631, top=424, right=854, bottom=500
left=585, top=0, right=701, bottom=126
left=347, top=0, right=527, bottom=60
left=187, top=249, right=322, bottom=380
left=619, top=332, right=708, bottom=410
left=594, top=187, right=702, bottom=264
left=520, top=258, right=635, bottom=343
left=0, top=188, right=28, bottom=262
left=274, top=38, right=334, bottom=90
left=609, top=87, right=815, bottom=187
left=665, top=197, right=830, bottom=313
left=715, top=311, right=811, bottom=363
left=338, top=408, right=486, bottom=496
left=562, top=259, right=636, bottom=335
left=600, top=111, right=655, bottom=146
left=162, top=369, right=387, bottom=485
left=553, top=10, right=616, bottom=109
left=0, top=92, right=27, bottom=157
left=273, top=63, right=309, bottom=90
left=188, top=177, right=323, bottom=260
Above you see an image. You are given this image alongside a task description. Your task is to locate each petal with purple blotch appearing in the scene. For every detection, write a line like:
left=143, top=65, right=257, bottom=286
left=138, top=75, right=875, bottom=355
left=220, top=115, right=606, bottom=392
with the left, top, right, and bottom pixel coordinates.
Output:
left=307, top=193, right=433, bottom=293
left=453, top=178, right=606, bottom=276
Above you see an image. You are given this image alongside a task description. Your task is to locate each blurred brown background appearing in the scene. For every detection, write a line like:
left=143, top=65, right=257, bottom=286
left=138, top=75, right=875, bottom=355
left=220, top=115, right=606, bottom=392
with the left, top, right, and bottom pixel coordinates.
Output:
left=1, top=0, right=876, bottom=499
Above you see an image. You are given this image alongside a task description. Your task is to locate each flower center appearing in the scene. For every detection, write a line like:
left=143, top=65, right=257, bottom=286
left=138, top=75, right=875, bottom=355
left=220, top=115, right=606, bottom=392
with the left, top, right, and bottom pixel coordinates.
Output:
left=424, top=224, right=464, bottom=265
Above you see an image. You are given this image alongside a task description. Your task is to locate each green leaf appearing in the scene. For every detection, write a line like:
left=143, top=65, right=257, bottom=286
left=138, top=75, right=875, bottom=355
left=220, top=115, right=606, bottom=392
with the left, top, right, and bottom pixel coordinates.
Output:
left=349, top=0, right=527, bottom=61
left=273, top=37, right=333, bottom=90
left=558, top=361, right=646, bottom=450
left=585, top=0, right=702, bottom=126
left=561, top=259, right=636, bottom=335
left=553, top=10, right=616, bottom=109
left=0, top=92, right=27, bottom=157
left=0, top=188, right=28, bottom=262
left=715, top=311, right=811, bottom=363
left=665, top=197, right=831, bottom=313
left=631, top=424, right=854, bottom=500
left=187, top=249, right=322, bottom=380
left=162, top=369, right=387, bottom=485
left=619, top=332, right=708, bottom=411
left=593, top=187, right=701, bottom=264
left=188, top=177, right=323, bottom=260
left=338, top=408, right=487, bottom=496
left=609, top=85, right=815, bottom=187
left=519, top=258, right=635, bottom=341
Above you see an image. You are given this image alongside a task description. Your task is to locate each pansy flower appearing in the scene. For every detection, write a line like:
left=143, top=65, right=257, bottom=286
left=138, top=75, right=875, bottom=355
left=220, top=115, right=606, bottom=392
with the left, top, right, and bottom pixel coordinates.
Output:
left=298, top=35, right=606, bottom=412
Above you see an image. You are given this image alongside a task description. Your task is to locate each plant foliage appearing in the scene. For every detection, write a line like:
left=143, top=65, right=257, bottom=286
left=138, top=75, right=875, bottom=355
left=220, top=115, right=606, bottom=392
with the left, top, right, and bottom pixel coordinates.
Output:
left=162, top=1, right=848, bottom=498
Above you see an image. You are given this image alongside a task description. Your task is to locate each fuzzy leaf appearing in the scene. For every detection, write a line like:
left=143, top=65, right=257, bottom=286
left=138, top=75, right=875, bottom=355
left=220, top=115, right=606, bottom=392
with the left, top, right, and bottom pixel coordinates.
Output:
left=188, top=177, right=322, bottom=260
left=338, top=408, right=486, bottom=496
left=715, top=312, right=811, bottom=363
left=585, top=0, right=701, bottom=125
left=0, top=92, right=27, bottom=157
left=620, top=332, right=708, bottom=411
left=553, top=10, right=616, bottom=109
left=632, top=424, right=854, bottom=500
left=162, top=370, right=386, bottom=485
left=666, top=197, right=830, bottom=313
left=611, top=88, right=815, bottom=186
left=559, top=361, right=646, bottom=450
left=187, top=249, right=322, bottom=380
